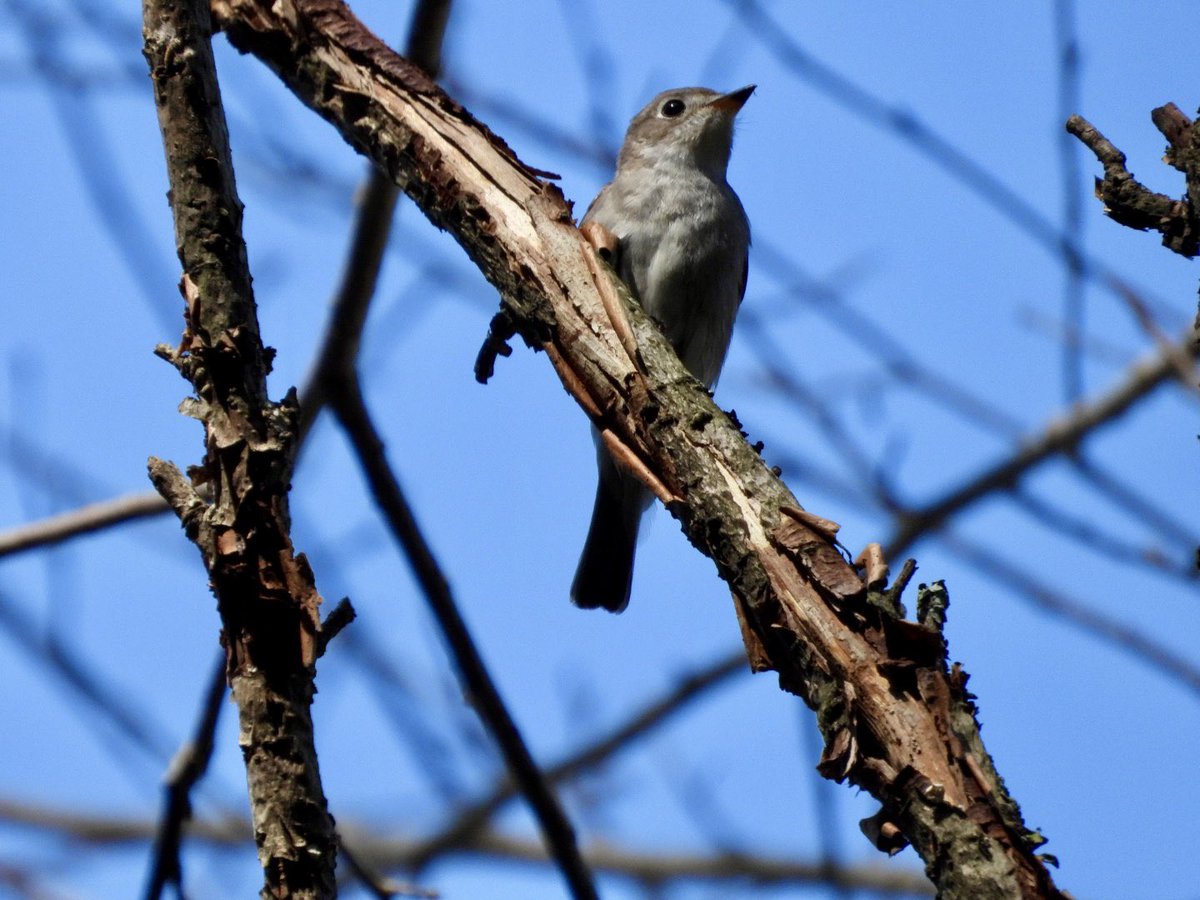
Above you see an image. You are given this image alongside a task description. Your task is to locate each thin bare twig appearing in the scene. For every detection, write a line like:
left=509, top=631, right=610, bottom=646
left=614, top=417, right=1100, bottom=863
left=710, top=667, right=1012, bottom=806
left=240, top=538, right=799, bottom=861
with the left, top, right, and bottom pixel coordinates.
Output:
left=0, top=492, right=168, bottom=558
left=143, top=651, right=227, bottom=900
left=410, top=651, right=746, bottom=869
left=0, top=798, right=933, bottom=897
left=331, top=374, right=598, bottom=900
left=888, top=332, right=1198, bottom=558
left=315, top=597, right=357, bottom=656
left=1066, top=114, right=1198, bottom=257
left=940, top=532, right=1200, bottom=697
left=338, top=837, right=438, bottom=899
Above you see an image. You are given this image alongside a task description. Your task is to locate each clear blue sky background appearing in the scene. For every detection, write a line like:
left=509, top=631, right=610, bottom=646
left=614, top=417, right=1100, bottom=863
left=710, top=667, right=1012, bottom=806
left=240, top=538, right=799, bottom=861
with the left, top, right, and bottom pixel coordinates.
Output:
left=1, top=1, right=1198, bottom=898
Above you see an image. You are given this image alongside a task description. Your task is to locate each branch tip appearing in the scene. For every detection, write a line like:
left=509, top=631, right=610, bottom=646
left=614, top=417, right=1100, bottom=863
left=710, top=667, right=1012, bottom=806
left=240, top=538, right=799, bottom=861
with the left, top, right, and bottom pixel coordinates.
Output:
left=316, top=598, right=356, bottom=657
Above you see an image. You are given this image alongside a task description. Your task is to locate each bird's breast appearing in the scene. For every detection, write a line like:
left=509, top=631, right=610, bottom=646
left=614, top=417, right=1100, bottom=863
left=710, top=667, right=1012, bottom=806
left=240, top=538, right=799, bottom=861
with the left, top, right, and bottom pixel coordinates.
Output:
left=589, top=171, right=748, bottom=386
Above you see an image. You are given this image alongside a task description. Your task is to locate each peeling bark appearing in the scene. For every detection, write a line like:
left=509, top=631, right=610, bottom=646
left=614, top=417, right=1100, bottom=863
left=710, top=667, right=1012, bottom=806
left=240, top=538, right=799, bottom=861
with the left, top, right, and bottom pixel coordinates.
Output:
left=208, top=1, right=1066, bottom=895
left=143, top=1, right=336, bottom=896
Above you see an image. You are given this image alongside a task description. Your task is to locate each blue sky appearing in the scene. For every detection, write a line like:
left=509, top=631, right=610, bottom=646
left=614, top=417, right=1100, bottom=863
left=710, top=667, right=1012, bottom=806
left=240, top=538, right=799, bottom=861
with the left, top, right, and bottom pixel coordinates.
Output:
left=1, top=1, right=1199, bottom=897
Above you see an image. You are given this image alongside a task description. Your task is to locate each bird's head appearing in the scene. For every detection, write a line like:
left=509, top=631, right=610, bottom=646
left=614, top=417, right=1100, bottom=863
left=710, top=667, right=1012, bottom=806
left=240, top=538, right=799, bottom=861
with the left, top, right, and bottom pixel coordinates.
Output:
left=617, top=85, right=755, bottom=180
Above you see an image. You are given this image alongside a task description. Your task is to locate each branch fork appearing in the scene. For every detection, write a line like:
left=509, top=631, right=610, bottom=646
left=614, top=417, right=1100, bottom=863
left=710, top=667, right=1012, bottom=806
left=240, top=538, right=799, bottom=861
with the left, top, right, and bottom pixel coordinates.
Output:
left=1067, top=107, right=1200, bottom=257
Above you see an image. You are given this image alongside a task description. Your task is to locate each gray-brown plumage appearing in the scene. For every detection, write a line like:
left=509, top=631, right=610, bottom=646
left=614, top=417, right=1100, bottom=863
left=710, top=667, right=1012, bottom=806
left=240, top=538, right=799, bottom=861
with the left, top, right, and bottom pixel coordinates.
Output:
left=571, top=85, right=753, bottom=613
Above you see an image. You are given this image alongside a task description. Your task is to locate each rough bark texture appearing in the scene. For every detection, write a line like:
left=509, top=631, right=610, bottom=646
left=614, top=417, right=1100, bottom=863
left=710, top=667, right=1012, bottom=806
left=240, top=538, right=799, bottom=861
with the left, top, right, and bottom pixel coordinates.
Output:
left=1067, top=109, right=1200, bottom=258
left=209, top=1, right=1066, bottom=896
left=143, top=1, right=336, bottom=897
left=1067, top=104, right=1200, bottom=402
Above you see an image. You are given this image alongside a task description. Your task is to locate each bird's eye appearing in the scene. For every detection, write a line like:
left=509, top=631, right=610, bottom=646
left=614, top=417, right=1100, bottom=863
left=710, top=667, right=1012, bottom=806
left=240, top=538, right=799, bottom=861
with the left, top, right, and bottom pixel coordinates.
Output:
left=660, top=99, right=686, bottom=118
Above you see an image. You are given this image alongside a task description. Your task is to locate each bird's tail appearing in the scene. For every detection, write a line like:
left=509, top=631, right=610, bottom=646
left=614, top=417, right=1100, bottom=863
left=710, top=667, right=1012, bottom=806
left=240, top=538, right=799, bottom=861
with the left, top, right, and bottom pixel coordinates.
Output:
left=571, top=461, right=647, bottom=613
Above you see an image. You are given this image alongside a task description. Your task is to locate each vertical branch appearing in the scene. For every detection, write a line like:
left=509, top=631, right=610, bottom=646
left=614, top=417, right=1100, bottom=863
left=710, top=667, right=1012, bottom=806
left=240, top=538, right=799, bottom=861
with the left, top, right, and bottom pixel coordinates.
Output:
left=1054, top=0, right=1085, bottom=402
left=141, top=1, right=337, bottom=897
left=143, top=652, right=227, bottom=900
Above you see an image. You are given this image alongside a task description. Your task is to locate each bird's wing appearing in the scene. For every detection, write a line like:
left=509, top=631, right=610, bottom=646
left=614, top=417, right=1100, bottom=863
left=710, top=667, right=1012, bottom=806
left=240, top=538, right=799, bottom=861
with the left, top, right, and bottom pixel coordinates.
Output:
left=579, top=182, right=613, bottom=226
left=737, top=250, right=749, bottom=307
left=580, top=182, right=624, bottom=273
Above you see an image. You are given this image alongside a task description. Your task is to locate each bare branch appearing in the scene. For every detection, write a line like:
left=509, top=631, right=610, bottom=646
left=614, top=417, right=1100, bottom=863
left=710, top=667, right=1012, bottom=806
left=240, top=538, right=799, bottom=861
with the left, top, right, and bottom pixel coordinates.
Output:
left=315, top=597, right=356, bottom=657
left=0, top=799, right=934, bottom=897
left=411, top=652, right=746, bottom=869
left=142, top=0, right=337, bottom=894
left=889, top=331, right=1198, bottom=558
left=338, top=838, right=438, bottom=900
left=330, top=374, right=598, bottom=900
left=1066, top=114, right=1198, bottom=257
left=143, top=652, right=227, bottom=900
left=0, top=492, right=168, bottom=559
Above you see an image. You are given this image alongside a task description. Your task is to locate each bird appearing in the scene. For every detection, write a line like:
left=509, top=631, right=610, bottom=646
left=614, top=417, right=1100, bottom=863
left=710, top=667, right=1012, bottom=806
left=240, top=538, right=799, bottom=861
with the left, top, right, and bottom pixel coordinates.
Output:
left=571, top=85, right=754, bottom=613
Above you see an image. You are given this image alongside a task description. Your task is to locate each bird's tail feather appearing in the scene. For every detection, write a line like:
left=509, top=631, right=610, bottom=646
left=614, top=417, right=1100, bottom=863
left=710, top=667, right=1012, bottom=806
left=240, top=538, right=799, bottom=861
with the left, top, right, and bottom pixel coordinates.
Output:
left=571, top=468, right=645, bottom=613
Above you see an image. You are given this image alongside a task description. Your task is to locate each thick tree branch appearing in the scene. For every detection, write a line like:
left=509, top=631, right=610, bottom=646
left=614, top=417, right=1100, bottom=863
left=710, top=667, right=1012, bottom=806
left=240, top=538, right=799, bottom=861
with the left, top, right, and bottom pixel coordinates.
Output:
left=141, top=1, right=336, bottom=896
left=205, top=1, right=1066, bottom=895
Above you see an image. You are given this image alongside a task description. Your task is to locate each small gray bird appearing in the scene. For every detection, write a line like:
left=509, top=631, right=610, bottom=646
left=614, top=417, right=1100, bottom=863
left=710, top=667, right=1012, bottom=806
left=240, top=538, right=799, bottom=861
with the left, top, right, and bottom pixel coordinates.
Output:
left=571, top=85, right=754, bottom=613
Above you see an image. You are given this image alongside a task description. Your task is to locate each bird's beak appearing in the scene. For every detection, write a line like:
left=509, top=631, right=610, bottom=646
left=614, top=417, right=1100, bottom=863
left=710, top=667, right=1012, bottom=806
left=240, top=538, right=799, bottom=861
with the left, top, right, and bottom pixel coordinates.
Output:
left=708, top=84, right=756, bottom=113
